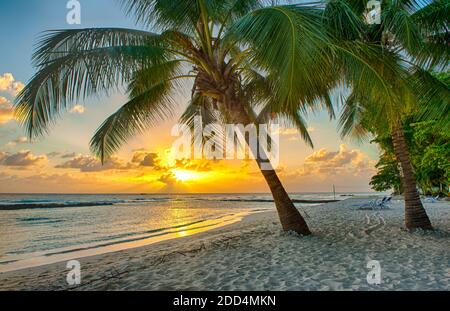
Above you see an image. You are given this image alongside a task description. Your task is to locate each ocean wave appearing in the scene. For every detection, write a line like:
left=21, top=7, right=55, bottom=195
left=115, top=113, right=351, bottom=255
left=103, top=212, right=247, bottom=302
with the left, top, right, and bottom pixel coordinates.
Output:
left=0, top=195, right=340, bottom=211
left=195, top=198, right=339, bottom=204
left=1, top=215, right=231, bottom=261
left=17, top=217, right=65, bottom=225
left=0, top=201, right=120, bottom=210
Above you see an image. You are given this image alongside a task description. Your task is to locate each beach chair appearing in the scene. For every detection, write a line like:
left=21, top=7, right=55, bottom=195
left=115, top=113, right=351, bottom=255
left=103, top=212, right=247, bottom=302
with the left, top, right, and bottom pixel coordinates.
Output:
left=358, top=196, right=391, bottom=210
left=357, top=199, right=377, bottom=210
left=424, top=195, right=439, bottom=203
left=376, top=196, right=391, bottom=209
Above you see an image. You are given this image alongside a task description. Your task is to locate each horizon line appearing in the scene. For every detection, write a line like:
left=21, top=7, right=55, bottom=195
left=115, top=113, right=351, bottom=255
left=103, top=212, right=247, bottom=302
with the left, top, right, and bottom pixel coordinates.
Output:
left=0, top=191, right=380, bottom=195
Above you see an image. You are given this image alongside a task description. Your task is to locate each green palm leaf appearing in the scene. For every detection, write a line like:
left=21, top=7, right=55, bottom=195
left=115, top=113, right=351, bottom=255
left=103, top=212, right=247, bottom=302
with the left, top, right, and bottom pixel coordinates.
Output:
left=90, top=80, right=178, bottom=162
left=226, top=5, right=334, bottom=110
left=15, top=28, right=169, bottom=138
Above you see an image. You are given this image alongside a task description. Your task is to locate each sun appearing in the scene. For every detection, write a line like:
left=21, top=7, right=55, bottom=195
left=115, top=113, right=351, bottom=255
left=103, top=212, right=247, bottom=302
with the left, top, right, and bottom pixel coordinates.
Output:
left=171, top=169, right=201, bottom=182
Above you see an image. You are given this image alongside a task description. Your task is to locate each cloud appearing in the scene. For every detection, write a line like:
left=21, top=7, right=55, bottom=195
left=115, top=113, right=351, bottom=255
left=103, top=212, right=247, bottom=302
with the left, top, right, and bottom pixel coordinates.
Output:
left=0, top=96, right=14, bottom=125
left=0, top=73, right=24, bottom=96
left=0, top=150, right=47, bottom=167
left=277, top=128, right=298, bottom=136
left=0, top=171, right=119, bottom=194
left=281, top=144, right=376, bottom=179
left=130, top=150, right=214, bottom=171
left=47, top=152, right=61, bottom=158
left=131, top=150, right=159, bottom=167
left=55, top=154, right=131, bottom=172
left=5, top=136, right=28, bottom=147
left=305, top=144, right=364, bottom=166
left=69, top=105, right=85, bottom=114
left=173, top=158, right=213, bottom=172
left=13, top=136, right=28, bottom=144
left=275, top=127, right=303, bottom=142
left=60, top=152, right=77, bottom=159
left=158, top=172, right=177, bottom=184
left=56, top=150, right=165, bottom=173
left=305, top=148, right=340, bottom=162
left=156, top=172, right=189, bottom=192
left=141, top=154, right=158, bottom=167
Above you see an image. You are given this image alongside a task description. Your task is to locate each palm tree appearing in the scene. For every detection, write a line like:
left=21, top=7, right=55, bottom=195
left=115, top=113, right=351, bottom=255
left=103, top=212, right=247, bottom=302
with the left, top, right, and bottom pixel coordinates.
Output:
left=337, top=0, right=449, bottom=230
left=13, top=0, right=421, bottom=235
left=14, top=0, right=343, bottom=235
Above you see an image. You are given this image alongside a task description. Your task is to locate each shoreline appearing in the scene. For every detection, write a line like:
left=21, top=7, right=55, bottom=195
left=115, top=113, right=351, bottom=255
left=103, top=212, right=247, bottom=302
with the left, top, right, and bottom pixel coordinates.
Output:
left=0, top=209, right=274, bottom=290
left=1, top=197, right=449, bottom=291
left=0, top=211, right=260, bottom=273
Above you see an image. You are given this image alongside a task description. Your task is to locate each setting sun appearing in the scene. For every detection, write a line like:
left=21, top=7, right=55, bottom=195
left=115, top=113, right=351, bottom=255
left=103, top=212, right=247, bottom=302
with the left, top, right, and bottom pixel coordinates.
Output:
left=171, top=169, right=201, bottom=182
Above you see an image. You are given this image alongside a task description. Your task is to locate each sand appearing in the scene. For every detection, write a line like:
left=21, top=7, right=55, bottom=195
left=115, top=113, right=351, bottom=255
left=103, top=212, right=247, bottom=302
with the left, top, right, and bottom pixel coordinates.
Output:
left=0, top=197, right=449, bottom=291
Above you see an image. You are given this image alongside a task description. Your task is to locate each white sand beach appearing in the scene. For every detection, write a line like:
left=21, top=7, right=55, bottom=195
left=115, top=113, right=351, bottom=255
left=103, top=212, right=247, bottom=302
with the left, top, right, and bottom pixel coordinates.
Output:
left=0, top=197, right=449, bottom=291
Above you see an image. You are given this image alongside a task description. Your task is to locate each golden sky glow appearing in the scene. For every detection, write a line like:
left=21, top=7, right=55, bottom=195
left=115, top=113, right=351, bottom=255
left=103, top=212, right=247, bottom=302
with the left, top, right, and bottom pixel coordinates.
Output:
left=0, top=72, right=379, bottom=193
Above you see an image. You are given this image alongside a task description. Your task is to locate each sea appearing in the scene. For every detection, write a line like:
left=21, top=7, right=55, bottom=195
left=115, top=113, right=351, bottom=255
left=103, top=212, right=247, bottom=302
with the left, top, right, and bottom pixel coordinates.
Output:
left=0, top=192, right=375, bottom=272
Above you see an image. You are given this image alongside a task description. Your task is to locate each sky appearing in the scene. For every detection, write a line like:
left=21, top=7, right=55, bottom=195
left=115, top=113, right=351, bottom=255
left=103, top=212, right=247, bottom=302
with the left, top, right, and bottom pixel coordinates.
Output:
left=0, top=0, right=381, bottom=194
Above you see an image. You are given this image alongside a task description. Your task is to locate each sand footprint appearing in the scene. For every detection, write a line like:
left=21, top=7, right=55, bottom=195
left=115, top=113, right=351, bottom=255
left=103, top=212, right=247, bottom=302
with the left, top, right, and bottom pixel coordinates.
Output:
left=363, top=213, right=386, bottom=235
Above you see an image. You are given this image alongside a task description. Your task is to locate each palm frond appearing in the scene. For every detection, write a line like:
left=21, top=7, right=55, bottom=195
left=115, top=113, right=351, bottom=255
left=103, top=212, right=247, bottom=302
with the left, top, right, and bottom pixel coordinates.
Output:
left=15, top=45, right=168, bottom=138
left=338, top=91, right=368, bottom=139
left=383, top=3, right=423, bottom=54
left=90, top=80, right=179, bottom=162
left=218, top=0, right=265, bottom=23
left=226, top=5, right=335, bottom=110
left=413, top=31, right=450, bottom=69
left=334, top=41, right=408, bottom=119
left=120, top=0, right=201, bottom=33
left=323, top=0, right=364, bottom=40
left=179, top=93, right=225, bottom=150
left=411, top=0, right=449, bottom=35
left=128, top=59, right=184, bottom=96
left=14, top=27, right=172, bottom=138
left=278, top=109, right=314, bottom=148
left=408, top=68, right=450, bottom=130
left=33, top=28, right=162, bottom=66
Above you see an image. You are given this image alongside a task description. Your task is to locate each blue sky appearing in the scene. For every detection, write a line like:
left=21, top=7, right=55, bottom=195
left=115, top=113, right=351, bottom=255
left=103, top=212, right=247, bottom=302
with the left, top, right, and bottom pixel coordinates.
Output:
left=0, top=0, right=140, bottom=156
left=0, top=0, right=138, bottom=79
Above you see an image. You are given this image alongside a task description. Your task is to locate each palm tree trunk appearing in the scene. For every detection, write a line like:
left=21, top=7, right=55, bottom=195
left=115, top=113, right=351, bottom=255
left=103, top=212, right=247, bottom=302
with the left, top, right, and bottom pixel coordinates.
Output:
left=392, top=124, right=433, bottom=230
left=259, top=165, right=311, bottom=235
left=228, top=102, right=311, bottom=235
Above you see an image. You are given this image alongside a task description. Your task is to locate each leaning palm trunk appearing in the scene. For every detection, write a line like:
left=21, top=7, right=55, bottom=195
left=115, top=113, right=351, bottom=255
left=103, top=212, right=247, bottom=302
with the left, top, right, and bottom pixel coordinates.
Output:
left=259, top=168, right=311, bottom=234
left=392, top=124, right=433, bottom=230
left=228, top=101, right=311, bottom=235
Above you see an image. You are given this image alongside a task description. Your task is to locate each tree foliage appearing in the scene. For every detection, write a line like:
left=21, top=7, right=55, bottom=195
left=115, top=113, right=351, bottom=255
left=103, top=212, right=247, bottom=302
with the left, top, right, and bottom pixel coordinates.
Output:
left=370, top=118, right=450, bottom=195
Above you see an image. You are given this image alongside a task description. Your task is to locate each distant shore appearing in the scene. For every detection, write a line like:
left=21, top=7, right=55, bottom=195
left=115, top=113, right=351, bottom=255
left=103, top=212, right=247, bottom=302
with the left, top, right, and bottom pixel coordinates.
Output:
left=1, top=197, right=449, bottom=290
left=0, top=198, right=340, bottom=210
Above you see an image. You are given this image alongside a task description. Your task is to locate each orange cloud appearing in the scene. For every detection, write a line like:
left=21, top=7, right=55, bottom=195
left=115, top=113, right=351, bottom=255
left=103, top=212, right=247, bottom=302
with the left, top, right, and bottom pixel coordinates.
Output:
left=69, top=105, right=85, bottom=114
left=0, top=96, right=14, bottom=125
left=5, top=136, right=28, bottom=148
left=282, top=144, right=376, bottom=178
left=0, top=73, right=25, bottom=96
left=0, top=150, right=47, bottom=167
left=0, top=73, right=24, bottom=96
left=55, top=154, right=132, bottom=172
left=131, top=150, right=160, bottom=167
